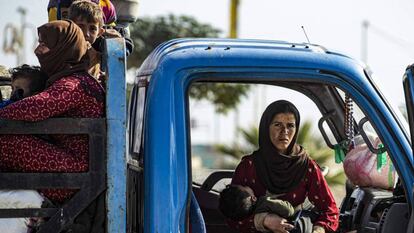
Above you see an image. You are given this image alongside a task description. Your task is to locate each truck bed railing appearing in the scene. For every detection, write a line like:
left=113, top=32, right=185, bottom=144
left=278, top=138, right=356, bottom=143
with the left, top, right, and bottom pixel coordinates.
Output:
left=0, top=118, right=106, bottom=233
left=0, top=38, right=126, bottom=233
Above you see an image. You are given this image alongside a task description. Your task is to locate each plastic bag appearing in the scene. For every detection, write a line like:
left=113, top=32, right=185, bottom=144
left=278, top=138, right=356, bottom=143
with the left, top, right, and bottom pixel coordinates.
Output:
left=0, top=190, right=44, bottom=233
left=343, top=136, right=396, bottom=190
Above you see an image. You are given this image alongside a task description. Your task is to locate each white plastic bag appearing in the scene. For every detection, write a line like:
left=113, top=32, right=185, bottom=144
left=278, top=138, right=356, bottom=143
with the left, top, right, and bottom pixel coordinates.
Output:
left=0, top=190, right=44, bottom=233
left=343, top=137, right=396, bottom=189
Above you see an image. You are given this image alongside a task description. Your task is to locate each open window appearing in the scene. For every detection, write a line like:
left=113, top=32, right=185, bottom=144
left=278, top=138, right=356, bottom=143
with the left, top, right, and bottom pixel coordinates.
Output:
left=189, top=80, right=348, bottom=232
left=187, top=73, right=410, bottom=233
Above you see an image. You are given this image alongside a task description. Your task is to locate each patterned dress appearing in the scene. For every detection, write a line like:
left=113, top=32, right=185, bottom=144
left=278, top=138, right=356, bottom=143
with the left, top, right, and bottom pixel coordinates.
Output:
left=230, top=155, right=339, bottom=233
left=0, top=74, right=104, bottom=203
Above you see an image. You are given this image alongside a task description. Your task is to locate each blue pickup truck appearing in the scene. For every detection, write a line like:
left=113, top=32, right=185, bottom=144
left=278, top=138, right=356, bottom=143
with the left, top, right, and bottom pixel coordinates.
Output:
left=129, top=38, right=414, bottom=233
left=1, top=36, right=414, bottom=233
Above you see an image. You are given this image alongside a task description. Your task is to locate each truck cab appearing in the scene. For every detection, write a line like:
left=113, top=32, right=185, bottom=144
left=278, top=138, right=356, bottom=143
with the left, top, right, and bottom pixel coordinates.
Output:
left=128, top=38, right=414, bottom=233
left=0, top=37, right=414, bottom=233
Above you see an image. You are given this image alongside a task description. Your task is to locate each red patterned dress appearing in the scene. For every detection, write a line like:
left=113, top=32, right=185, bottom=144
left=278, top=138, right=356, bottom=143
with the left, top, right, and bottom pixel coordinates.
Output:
left=0, top=74, right=104, bottom=203
left=230, top=155, right=339, bottom=232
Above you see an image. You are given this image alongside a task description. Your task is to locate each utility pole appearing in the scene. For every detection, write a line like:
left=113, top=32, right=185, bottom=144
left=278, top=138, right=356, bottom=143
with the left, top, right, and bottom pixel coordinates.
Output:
left=2, top=7, right=34, bottom=66
left=229, top=0, right=239, bottom=38
left=229, top=0, right=240, bottom=145
left=361, top=20, right=369, bottom=64
left=17, top=7, right=27, bottom=65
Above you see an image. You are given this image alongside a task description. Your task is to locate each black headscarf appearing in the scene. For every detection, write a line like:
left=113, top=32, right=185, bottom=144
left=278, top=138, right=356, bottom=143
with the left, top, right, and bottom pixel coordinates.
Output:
left=253, top=100, right=309, bottom=194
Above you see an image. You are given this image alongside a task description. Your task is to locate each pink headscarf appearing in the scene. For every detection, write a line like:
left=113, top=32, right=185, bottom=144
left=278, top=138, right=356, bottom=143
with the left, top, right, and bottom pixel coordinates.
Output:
left=48, top=0, right=117, bottom=25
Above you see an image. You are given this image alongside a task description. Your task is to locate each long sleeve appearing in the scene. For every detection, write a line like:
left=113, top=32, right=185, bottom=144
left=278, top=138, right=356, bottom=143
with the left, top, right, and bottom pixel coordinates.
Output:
left=228, top=156, right=339, bottom=233
left=306, top=160, right=339, bottom=232
left=0, top=74, right=104, bottom=203
left=228, top=156, right=266, bottom=233
left=0, top=76, right=85, bottom=121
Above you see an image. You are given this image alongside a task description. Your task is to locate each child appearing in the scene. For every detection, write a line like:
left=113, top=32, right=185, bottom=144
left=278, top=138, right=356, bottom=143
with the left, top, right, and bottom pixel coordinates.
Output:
left=0, top=64, right=47, bottom=233
left=0, top=65, right=47, bottom=108
left=219, top=185, right=295, bottom=221
left=47, top=0, right=117, bottom=25
left=47, top=0, right=73, bottom=21
left=48, top=0, right=134, bottom=57
left=69, top=0, right=106, bottom=78
left=10, top=65, right=48, bottom=101
left=49, top=0, right=123, bottom=46
left=69, top=0, right=105, bottom=45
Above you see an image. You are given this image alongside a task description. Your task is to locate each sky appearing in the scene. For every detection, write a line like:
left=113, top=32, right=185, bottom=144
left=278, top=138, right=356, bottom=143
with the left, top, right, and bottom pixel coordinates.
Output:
left=0, top=0, right=413, bottom=143
left=138, top=0, right=414, bottom=109
left=1, top=1, right=414, bottom=105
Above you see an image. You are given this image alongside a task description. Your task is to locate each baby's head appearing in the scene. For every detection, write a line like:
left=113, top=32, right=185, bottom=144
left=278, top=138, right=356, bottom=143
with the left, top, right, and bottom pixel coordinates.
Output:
left=10, top=65, right=48, bottom=101
left=218, top=185, right=257, bottom=221
left=69, top=0, right=104, bottom=44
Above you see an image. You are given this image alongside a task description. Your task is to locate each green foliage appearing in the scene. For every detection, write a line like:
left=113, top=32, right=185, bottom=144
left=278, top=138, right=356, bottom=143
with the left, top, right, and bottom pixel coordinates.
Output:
left=296, top=121, right=312, bottom=145
left=128, top=14, right=221, bottom=69
left=215, top=120, right=345, bottom=186
left=129, top=14, right=250, bottom=113
left=190, top=83, right=250, bottom=114
left=215, top=125, right=258, bottom=159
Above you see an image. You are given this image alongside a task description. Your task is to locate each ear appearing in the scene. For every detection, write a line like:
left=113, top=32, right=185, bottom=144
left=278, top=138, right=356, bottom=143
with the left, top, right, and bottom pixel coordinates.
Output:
left=98, top=28, right=105, bottom=37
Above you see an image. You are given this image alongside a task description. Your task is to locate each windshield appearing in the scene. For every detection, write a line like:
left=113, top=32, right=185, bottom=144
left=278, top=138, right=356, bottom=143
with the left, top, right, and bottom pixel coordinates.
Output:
left=388, top=99, right=410, bottom=138
left=367, top=71, right=410, bottom=140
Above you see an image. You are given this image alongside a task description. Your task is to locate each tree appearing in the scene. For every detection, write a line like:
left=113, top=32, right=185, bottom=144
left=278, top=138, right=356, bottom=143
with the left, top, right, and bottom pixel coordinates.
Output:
left=128, top=14, right=250, bottom=114
left=129, top=14, right=221, bottom=68
left=190, top=83, right=250, bottom=114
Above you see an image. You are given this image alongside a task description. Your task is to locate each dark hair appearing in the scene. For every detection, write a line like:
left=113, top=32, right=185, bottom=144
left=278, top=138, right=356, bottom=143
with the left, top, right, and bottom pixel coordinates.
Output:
left=10, top=64, right=48, bottom=95
left=259, top=100, right=300, bottom=153
left=218, top=185, right=255, bottom=221
left=69, top=0, right=104, bottom=26
left=60, top=0, right=75, bottom=8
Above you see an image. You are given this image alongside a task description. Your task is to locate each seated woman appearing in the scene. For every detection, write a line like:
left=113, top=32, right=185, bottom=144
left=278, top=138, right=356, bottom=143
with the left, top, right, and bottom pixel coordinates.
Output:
left=0, top=20, right=105, bottom=204
left=229, top=100, right=339, bottom=233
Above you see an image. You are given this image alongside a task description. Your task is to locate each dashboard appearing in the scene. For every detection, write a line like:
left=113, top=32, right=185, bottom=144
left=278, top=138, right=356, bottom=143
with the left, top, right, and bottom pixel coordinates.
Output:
left=340, top=187, right=409, bottom=233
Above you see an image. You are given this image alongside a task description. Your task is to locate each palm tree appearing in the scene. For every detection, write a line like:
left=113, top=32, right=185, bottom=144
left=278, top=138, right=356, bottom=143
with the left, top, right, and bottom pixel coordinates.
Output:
left=215, top=120, right=345, bottom=186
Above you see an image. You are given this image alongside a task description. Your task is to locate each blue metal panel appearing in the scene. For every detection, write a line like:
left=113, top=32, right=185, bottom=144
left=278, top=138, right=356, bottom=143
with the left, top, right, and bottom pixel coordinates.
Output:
left=138, top=38, right=414, bottom=231
left=105, top=38, right=127, bottom=233
left=144, top=62, right=190, bottom=233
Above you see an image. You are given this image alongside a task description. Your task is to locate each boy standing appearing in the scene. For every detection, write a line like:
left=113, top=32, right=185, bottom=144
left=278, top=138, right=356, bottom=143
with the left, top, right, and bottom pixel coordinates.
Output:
left=69, top=0, right=105, bottom=78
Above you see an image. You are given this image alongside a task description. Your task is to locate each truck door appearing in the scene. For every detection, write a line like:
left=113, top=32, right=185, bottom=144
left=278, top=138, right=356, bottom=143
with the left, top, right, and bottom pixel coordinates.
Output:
left=403, top=64, right=414, bottom=233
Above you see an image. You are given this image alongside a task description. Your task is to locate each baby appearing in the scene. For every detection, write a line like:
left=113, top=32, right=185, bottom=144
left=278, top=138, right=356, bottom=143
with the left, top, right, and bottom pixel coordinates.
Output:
left=219, top=185, right=295, bottom=221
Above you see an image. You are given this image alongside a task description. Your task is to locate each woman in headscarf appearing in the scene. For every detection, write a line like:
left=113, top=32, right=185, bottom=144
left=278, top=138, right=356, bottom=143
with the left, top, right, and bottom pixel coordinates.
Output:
left=228, top=100, right=339, bottom=233
left=0, top=20, right=105, bottom=204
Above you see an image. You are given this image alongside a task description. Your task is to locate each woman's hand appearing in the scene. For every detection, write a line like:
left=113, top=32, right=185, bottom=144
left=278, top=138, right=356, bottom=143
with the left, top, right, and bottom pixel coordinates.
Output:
left=103, top=28, right=122, bottom=38
left=263, top=213, right=294, bottom=233
left=312, top=225, right=325, bottom=233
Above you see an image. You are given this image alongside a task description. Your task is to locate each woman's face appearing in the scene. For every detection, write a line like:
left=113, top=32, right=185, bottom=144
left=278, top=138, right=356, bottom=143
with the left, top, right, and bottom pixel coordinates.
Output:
left=269, top=112, right=296, bottom=154
left=34, top=34, right=50, bottom=56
